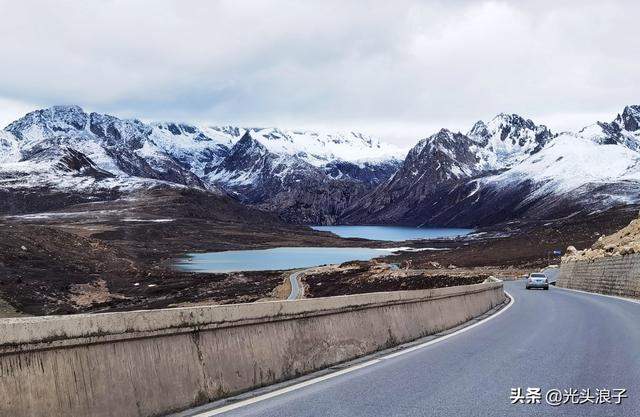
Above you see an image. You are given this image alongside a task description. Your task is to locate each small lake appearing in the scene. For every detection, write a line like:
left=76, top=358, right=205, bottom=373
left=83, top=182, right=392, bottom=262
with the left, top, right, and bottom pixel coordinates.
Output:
left=311, top=225, right=472, bottom=241
left=175, top=247, right=395, bottom=273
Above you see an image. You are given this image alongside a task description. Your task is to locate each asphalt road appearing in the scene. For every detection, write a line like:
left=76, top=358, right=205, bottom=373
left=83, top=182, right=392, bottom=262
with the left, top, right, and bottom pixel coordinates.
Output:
left=286, top=271, right=303, bottom=300
left=194, top=281, right=640, bottom=417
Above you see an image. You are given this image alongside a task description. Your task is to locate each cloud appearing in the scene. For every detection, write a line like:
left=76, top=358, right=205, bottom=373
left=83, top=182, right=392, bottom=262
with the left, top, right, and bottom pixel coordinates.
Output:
left=0, top=0, right=638, bottom=145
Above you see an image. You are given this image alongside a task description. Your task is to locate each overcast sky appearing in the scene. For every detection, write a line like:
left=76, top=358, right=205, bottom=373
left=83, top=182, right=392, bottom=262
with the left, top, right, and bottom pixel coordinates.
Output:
left=0, top=0, right=638, bottom=146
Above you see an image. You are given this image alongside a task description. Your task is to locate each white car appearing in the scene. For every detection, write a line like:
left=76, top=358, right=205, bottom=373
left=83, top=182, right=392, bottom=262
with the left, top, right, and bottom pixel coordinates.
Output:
left=525, top=273, right=549, bottom=290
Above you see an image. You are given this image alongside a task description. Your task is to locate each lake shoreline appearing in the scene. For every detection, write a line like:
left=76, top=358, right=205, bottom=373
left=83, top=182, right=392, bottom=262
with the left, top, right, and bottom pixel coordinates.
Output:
left=174, top=227, right=472, bottom=274
left=310, top=225, right=473, bottom=241
left=2, top=191, right=636, bottom=316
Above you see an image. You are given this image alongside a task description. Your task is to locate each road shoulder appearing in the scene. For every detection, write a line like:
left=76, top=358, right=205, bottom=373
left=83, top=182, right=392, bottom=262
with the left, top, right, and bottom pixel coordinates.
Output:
left=170, top=291, right=513, bottom=417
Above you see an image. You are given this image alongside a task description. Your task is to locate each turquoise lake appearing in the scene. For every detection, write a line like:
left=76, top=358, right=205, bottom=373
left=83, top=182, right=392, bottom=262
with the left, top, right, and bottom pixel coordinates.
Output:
left=311, top=225, right=472, bottom=241
left=175, top=247, right=396, bottom=273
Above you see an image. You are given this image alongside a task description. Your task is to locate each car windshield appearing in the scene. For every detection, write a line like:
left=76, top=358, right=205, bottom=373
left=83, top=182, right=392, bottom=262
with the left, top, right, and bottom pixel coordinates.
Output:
left=530, top=273, right=546, bottom=278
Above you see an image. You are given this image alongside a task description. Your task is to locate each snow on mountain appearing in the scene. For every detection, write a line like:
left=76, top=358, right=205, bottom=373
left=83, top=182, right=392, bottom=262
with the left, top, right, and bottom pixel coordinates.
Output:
left=486, top=132, right=640, bottom=200
left=0, top=106, right=404, bottom=222
left=342, top=107, right=640, bottom=227
left=339, top=128, right=488, bottom=225
left=619, top=105, right=640, bottom=131
left=0, top=131, right=20, bottom=164
left=242, top=127, right=407, bottom=166
left=148, top=123, right=235, bottom=179
left=150, top=121, right=405, bottom=163
left=349, top=113, right=553, bottom=208
left=5, top=105, right=88, bottom=144
left=578, top=105, right=640, bottom=151
left=2, top=106, right=207, bottom=191
left=5, top=104, right=640, bottom=226
left=405, top=129, right=484, bottom=181
left=201, top=132, right=376, bottom=223
left=467, top=113, right=554, bottom=169
left=206, top=132, right=279, bottom=189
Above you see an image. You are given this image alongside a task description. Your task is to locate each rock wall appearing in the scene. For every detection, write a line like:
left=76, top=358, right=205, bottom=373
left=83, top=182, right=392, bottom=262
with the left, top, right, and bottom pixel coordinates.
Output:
left=557, top=254, right=640, bottom=298
left=0, top=282, right=505, bottom=417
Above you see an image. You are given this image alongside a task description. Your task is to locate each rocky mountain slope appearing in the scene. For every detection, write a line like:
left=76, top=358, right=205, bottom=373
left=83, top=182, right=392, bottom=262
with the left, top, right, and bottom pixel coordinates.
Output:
left=3, top=104, right=640, bottom=227
left=563, top=210, right=640, bottom=261
left=343, top=106, right=640, bottom=227
left=0, top=106, right=404, bottom=221
left=579, top=105, right=640, bottom=151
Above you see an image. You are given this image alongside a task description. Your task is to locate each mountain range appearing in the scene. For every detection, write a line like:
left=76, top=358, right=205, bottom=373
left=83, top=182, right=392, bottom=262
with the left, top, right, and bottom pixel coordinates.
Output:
left=2, top=104, right=640, bottom=227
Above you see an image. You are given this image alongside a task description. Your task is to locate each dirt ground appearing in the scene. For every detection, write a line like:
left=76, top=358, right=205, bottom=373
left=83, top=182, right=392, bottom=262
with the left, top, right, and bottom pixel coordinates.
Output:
left=1, top=187, right=636, bottom=316
left=382, top=205, right=640, bottom=273
left=301, top=261, right=487, bottom=298
left=0, top=188, right=366, bottom=315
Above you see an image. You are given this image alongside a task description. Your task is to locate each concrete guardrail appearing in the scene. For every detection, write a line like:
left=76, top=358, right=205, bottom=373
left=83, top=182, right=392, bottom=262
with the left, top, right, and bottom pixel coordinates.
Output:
left=0, top=281, right=505, bottom=417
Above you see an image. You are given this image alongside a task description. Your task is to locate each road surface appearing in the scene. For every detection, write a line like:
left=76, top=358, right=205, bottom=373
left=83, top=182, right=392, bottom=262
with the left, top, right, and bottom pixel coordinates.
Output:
left=183, top=281, right=640, bottom=417
left=286, top=271, right=303, bottom=300
left=545, top=267, right=560, bottom=284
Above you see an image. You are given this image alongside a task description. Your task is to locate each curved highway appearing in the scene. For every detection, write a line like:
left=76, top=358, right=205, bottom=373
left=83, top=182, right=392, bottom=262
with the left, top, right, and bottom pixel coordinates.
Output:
left=286, top=271, right=304, bottom=300
left=182, top=281, right=640, bottom=417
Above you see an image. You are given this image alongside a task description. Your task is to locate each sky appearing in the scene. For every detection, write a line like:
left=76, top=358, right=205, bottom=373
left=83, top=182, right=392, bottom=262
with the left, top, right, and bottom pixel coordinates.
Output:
left=0, top=0, right=638, bottom=146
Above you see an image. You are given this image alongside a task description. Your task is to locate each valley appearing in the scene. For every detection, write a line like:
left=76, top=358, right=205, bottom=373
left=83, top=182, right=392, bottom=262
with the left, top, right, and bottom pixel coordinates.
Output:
left=1, top=185, right=635, bottom=316
left=2, top=104, right=640, bottom=316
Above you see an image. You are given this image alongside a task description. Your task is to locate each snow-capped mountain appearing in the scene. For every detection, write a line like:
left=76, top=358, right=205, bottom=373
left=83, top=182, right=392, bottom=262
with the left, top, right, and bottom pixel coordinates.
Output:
left=343, top=107, right=640, bottom=227
left=0, top=105, right=403, bottom=221
left=579, top=105, right=640, bottom=151
left=148, top=122, right=236, bottom=178
left=237, top=128, right=405, bottom=166
left=0, top=131, right=20, bottom=164
left=204, top=132, right=378, bottom=223
left=147, top=122, right=406, bottom=181
left=4, top=104, right=640, bottom=226
left=467, top=113, right=554, bottom=169
left=342, top=114, right=554, bottom=225
left=3, top=106, right=206, bottom=190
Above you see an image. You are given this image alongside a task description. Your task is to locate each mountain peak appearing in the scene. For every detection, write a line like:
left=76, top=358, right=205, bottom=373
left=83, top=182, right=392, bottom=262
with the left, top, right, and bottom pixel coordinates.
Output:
left=5, top=104, right=89, bottom=139
left=582, top=105, right=640, bottom=150
left=467, top=112, right=552, bottom=167
left=467, top=121, right=490, bottom=145
left=618, top=105, right=640, bottom=131
left=433, top=128, right=456, bottom=138
left=488, top=113, right=536, bottom=130
left=49, top=104, right=85, bottom=114
left=235, top=130, right=268, bottom=152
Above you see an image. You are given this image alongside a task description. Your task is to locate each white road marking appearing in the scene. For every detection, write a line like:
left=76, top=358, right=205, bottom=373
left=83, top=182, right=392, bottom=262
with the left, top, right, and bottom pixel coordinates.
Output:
left=188, top=360, right=381, bottom=416
left=553, top=285, right=640, bottom=305
left=382, top=290, right=514, bottom=360
left=185, top=291, right=515, bottom=416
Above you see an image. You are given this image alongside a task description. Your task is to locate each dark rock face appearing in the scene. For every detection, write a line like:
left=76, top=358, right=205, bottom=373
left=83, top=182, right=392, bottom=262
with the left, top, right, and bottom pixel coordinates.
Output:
left=6, top=105, right=88, bottom=139
left=5, top=104, right=640, bottom=228
left=589, top=105, right=640, bottom=150
left=619, top=105, right=640, bottom=132
left=5, top=106, right=206, bottom=188
left=208, top=133, right=370, bottom=224
left=2, top=106, right=401, bottom=224
left=341, top=129, right=491, bottom=225
left=323, top=159, right=402, bottom=186
left=341, top=116, right=559, bottom=227
left=55, top=148, right=115, bottom=180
